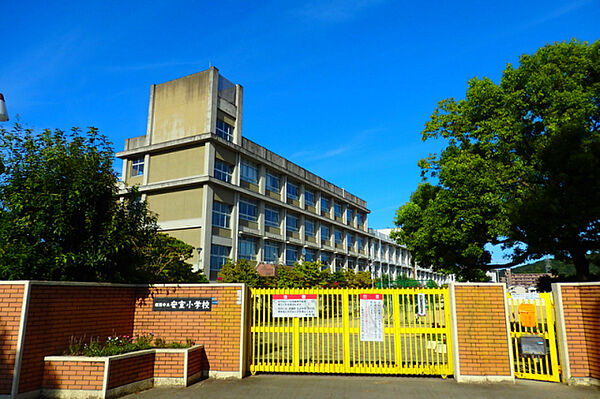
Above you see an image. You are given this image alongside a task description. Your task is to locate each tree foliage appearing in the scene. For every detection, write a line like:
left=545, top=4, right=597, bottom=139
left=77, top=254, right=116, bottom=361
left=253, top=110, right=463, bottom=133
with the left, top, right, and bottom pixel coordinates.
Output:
left=0, top=124, right=205, bottom=283
left=394, top=40, right=600, bottom=281
left=218, top=259, right=372, bottom=288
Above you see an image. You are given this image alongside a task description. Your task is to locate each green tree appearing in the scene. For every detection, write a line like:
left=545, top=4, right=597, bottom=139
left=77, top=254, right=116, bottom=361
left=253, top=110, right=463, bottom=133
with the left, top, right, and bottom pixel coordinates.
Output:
left=218, top=259, right=262, bottom=287
left=394, top=40, right=600, bottom=281
left=0, top=124, right=202, bottom=283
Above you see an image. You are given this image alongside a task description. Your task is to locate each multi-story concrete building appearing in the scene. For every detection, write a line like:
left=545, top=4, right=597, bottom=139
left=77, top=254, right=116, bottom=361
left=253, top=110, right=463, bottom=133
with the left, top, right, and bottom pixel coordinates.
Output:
left=117, top=67, right=451, bottom=284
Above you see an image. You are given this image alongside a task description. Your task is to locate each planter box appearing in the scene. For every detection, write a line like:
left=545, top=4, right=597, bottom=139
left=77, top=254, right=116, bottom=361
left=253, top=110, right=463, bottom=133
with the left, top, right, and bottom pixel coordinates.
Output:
left=43, top=345, right=205, bottom=399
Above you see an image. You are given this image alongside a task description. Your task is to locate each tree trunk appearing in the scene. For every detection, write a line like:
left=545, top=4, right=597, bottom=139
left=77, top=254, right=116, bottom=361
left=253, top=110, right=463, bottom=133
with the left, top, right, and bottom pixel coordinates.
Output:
left=571, top=247, right=590, bottom=281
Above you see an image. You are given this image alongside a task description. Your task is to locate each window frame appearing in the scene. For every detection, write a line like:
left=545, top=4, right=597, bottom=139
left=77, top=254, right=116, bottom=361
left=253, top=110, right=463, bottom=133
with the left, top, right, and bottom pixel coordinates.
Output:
left=210, top=244, right=230, bottom=280
left=265, top=205, right=280, bottom=228
left=287, top=181, right=299, bottom=200
left=286, top=213, right=299, bottom=232
left=216, top=119, right=234, bottom=142
left=131, top=157, right=144, bottom=177
left=266, top=172, right=280, bottom=192
left=212, top=201, right=231, bottom=228
left=238, top=237, right=257, bottom=260
left=305, top=219, right=315, bottom=237
left=264, top=242, right=279, bottom=263
left=214, top=159, right=233, bottom=183
left=286, top=246, right=298, bottom=266
left=240, top=159, right=258, bottom=184
left=305, top=189, right=315, bottom=206
left=334, top=229, right=342, bottom=244
left=239, top=198, right=258, bottom=222
left=334, top=202, right=342, bottom=218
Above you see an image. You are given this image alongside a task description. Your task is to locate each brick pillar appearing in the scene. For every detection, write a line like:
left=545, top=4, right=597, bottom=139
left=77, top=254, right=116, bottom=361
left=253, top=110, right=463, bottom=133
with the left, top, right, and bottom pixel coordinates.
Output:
left=553, top=282, right=600, bottom=386
left=450, top=283, right=514, bottom=382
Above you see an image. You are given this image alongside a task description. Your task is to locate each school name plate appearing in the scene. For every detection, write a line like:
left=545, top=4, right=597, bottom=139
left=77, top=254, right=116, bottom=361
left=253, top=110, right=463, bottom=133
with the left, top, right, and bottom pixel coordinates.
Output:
left=153, top=297, right=212, bottom=311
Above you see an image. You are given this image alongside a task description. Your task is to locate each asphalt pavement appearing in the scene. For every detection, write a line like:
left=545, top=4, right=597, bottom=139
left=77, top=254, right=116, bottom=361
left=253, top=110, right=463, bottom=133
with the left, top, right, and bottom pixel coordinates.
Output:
left=122, top=374, right=600, bottom=399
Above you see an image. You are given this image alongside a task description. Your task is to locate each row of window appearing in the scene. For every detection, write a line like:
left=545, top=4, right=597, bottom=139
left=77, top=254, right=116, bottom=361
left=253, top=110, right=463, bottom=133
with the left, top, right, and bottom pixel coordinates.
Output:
left=213, top=200, right=369, bottom=250
left=209, top=241, right=411, bottom=280
left=214, top=158, right=365, bottom=225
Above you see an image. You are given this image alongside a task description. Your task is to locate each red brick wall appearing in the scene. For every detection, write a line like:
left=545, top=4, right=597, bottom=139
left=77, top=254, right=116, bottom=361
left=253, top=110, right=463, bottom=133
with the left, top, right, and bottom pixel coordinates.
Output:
left=154, top=352, right=185, bottom=378
left=107, top=353, right=154, bottom=389
left=132, top=285, right=242, bottom=373
left=43, top=360, right=104, bottom=391
left=454, top=284, right=512, bottom=376
left=560, top=284, right=600, bottom=379
left=18, top=284, right=136, bottom=393
left=187, top=346, right=207, bottom=377
left=0, top=284, right=25, bottom=394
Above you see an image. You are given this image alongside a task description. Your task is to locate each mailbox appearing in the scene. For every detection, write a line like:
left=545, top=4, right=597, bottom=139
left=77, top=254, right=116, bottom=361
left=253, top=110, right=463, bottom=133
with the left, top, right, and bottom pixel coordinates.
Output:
left=520, top=335, right=547, bottom=355
left=518, top=303, right=537, bottom=328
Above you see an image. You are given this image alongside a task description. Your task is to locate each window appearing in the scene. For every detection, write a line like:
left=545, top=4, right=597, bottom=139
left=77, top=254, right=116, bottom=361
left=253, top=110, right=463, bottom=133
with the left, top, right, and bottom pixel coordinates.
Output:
left=346, top=207, right=353, bottom=223
left=265, top=206, right=280, bottom=227
left=241, top=159, right=258, bottom=184
left=287, top=182, right=298, bottom=200
left=238, top=237, right=257, bottom=260
left=264, top=242, right=279, bottom=263
left=304, top=248, right=315, bottom=262
left=347, top=233, right=354, bottom=248
left=321, top=225, right=329, bottom=242
left=357, top=212, right=364, bottom=226
left=305, top=219, right=315, bottom=237
left=286, top=245, right=298, bottom=266
left=239, top=198, right=257, bottom=222
left=266, top=172, right=279, bottom=192
left=216, top=119, right=233, bottom=142
left=210, top=245, right=230, bottom=280
left=334, top=229, right=342, bottom=245
left=131, top=157, right=144, bottom=176
left=320, top=252, right=329, bottom=265
left=321, top=197, right=329, bottom=214
left=335, top=255, right=345, bottom=271
left=286, top=213, right=299, bottom=232
left=334, top=202, right=342, bottom=217
left=357, top=236, right=364, bottom=250
left=214, top=159, right=233, bottom=183
left=212, top=202, right=231, bottom=228
left=305, top=189, right=315, bottom=206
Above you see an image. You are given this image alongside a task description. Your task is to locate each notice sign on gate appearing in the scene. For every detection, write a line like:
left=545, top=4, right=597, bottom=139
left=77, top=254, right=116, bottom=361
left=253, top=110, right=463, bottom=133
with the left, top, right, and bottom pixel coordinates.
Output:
left=360, top=294, right=384, bottom=342
left=272, top=294, right=318, bottom=317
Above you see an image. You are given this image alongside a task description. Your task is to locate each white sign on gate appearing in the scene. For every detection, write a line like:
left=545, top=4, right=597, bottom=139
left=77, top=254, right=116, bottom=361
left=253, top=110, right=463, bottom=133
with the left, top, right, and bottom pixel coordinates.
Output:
left=272, top=294, right=318, bottom=317
left=359, top=294, right=384, bottom=342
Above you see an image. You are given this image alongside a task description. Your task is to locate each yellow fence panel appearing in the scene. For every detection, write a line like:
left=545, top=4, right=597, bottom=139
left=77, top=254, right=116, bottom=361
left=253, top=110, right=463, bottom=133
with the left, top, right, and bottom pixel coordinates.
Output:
left=249, top=288, right=453, bottom=376
left=507, top=292, right=561, bottom=382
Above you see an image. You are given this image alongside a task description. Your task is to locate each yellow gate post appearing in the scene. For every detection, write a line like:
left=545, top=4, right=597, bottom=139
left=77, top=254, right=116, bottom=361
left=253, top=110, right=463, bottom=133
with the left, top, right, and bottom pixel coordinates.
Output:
left=341, top=289, right=351, bottom=371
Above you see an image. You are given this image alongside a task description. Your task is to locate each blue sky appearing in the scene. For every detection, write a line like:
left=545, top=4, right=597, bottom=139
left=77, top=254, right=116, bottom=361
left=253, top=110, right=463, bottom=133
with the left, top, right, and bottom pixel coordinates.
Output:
left=1, top=0, right=598, bottom=250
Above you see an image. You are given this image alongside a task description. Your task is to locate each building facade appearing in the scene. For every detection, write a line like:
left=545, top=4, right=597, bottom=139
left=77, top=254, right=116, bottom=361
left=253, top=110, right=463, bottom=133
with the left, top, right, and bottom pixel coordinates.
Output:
left=117, top=67, right=451, bottom=284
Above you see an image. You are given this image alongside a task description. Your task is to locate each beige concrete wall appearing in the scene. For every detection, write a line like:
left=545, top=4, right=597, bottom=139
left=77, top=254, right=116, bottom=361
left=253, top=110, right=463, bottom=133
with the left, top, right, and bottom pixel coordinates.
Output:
left=151, top=70, right=211, bottom=144
left=165, top=228, right=202, bottom=264
left=148, top=146, right=205, bottom=183
left=146, top=187, right=204, bottom=221
left=215, top=144, right=236, bottom=164
left=213, top=186, right=234, bottom=205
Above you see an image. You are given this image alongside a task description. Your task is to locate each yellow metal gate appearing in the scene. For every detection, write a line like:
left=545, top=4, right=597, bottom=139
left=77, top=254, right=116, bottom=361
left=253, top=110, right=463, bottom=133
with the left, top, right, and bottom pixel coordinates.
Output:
left=507, top=293, right=561, bottom=382
left=249, top=288, right=453, bottom=376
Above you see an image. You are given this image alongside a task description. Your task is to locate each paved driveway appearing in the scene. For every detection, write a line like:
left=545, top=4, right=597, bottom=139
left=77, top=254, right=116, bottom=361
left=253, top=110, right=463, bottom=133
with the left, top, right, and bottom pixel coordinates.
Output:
left=122, top=375, right=600, bottom=399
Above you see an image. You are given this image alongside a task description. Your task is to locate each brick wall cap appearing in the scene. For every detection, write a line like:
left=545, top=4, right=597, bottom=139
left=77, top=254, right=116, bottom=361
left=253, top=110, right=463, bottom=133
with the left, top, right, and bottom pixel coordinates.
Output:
left=11, top=280, right=245, bottom=289
left=0, top=280, right=29, bottom=285
left=44, top=345, right=204, bottom=362
left=451, top=282, right=506, bottom=287
left=553, top=282, right=600, bottom=288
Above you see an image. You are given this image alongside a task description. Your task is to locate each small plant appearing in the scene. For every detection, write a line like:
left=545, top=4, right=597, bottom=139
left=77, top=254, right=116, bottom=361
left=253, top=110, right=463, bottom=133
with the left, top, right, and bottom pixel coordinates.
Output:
left=64, top=333, right=193, bottom=357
